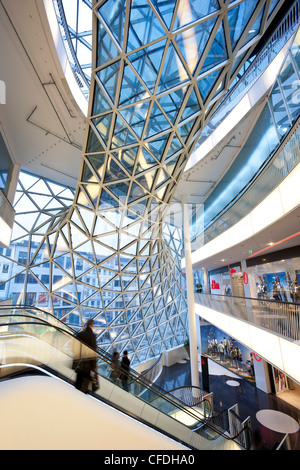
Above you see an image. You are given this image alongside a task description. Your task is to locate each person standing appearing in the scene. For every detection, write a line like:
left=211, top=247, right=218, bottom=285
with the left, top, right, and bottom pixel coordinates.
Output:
left=74, top=319, right=97, bottom=393
left=120, top=350, right=130, bottom=392
left=110, top=349, right=120, bottom=383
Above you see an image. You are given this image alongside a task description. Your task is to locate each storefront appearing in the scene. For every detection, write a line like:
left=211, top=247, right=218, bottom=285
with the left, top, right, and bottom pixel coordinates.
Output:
left=207, top=264, right=244, bottom=297
left=200, top=322, right=255, bottom=383
left=246, top=247, right=300, bottom=302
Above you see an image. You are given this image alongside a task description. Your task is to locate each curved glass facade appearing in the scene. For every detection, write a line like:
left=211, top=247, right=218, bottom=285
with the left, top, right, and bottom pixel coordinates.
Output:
left=0, top=0, right=281, bottom=365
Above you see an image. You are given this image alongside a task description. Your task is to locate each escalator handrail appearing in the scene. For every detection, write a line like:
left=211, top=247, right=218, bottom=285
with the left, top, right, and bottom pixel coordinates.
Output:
left=0, top=314, right=250, bottom=446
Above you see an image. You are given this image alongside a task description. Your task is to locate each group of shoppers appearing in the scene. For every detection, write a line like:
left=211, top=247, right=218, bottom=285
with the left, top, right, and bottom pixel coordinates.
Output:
left=73, top=319, right=131, bottom=393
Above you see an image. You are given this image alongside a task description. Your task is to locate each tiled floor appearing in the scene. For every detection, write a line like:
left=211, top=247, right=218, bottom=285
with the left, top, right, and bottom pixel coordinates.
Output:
left=155, top=357, right=300, bottom=450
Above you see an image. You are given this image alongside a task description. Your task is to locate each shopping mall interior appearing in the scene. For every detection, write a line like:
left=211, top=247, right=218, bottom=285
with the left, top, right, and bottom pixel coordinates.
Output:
left=0, top=0, right=300, bottom=451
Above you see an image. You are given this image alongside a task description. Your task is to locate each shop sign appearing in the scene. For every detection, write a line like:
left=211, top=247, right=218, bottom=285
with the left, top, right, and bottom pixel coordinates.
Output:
left=243, top=272, right=248, bottom=285
left=253, top=353, right=261, bottom=362
left=211, top=280, right=220, bottom=289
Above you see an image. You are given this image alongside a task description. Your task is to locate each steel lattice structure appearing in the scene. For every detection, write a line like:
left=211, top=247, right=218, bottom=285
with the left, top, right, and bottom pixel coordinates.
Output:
left=0, top=0, right=283, bottom=364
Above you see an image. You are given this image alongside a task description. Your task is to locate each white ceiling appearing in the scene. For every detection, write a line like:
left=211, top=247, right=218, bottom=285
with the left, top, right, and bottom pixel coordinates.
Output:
left=0, top=0, right=86, bottom=189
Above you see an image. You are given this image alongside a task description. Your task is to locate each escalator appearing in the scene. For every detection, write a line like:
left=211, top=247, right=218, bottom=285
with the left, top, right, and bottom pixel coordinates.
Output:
left=0, top=306, right=251, bottom=450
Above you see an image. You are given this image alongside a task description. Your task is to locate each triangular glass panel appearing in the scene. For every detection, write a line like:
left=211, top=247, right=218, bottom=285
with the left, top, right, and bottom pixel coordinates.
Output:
left=201, top=22, right=228, bottom=74
left=104, top=156, right=129, bottom=182
left=93, top=214, right=115, bottom=237
left=79, top=268, right=100, bottom=289
left=98, top=0, right=126, bottom=48
left=127, top=0, right=166, bottom=52
left=99, top=270, right=117, bottom=288
left=175, top=17, right=216, bottom=75
left=86, top=154, right=106, bottom=182
left=97, top=232, right=119, bottom=251
left=135, top=169, right=157, bottom=192
left=122, top=259, right=138, bottom=275
left=180, top=88, right=200, bottom=121
left=127, top=181, right=147, bottom=203
left=151, top=0, right=176, bottom=30
left=119, top=101, right=150, bottom=139
left=111, top=115, right=138, bottom=148
left=92, top=113, right=113, bottom=146
left=92, top=81, right=112, bottom=116
left=228, top=1, right=259, bottom=51
left=197, top=68, right=222, bottom=102
left=97, top=61, right=121, bottom=102
left=75, top=207, right=95, bottom=234
left=119, top=62, right=150, bottom=106
left=82, top=161, right=96, bottom=184
left=103, top=275, right=122, bottom=292
left=157, top=42, right=189, bottom=94
left=177, top=116, right=197, bottom=143
left=97, top=22, right=120, bottom=66
left=241, top=6, right=265, bottom=50
left=14, top=194, right=37, bottom=213
left=51, top=269, right=72, bottom=291
left=145, top=135, right=168, bottom=158
left=107, top=180, right=130, bottom=201
left=30, top=179, right=51, bottom=195
left=111, top=147, right=138, bottom=176
left=99, top=254, right=119, bottom=271
left=165, top=157, right=178, bottom=176
left=157, top=86, right=187, bottom=124
left=145, top=102, right=171, bottom=138
left=14, top=213, right=38, bottom=233
left=128, top=39, right=167, bottom=93
left=87, top=127, right=106, bottom=153
left=53, top=232, right=69, bottom=256
left=94, top=242, right=116, bottom=265
left=173, top=0, right=219, bottom=30
left=70, top=223, right=87, bottom=249
left=135, top=147, right=158, bottom=175
left=98, top=187, right=120, bottom=209
left=165, top=131, right=183, bottom=156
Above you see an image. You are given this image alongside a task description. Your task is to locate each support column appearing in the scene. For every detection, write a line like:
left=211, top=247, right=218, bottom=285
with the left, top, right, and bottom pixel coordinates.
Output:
left=182, top=194, right=200, bottom=389
left=203, top=267, right=209, bottom=294
left=240, top=259, right=254, bottom=322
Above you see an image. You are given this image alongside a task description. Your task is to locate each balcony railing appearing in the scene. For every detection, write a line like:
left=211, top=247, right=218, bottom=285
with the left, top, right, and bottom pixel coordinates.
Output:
left=195, top=293, right=300, bottom=343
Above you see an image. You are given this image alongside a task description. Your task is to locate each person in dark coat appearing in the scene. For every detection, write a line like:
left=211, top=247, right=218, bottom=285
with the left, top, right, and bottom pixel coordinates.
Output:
left=74, top=319, right=97, bottom=393
left=109, top=349, right=120, bottom=383
left=120, top=350, right=130, bottom=392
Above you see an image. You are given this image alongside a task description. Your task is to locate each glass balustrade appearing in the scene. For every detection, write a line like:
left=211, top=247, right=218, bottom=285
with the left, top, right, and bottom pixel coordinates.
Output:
left=195, top=293, right=300, bottom=342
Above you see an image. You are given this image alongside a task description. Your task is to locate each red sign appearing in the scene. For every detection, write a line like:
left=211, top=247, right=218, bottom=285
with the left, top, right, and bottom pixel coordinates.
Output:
left=211, top=280, right=220, bottom=289
left=243, top=272, right=248, bottom=285
left=253, top=353, right=261, bottom=362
